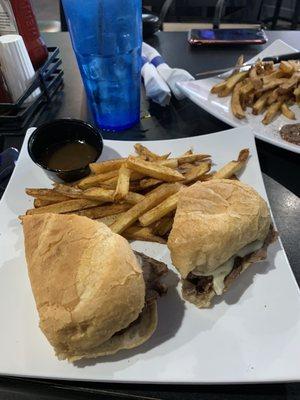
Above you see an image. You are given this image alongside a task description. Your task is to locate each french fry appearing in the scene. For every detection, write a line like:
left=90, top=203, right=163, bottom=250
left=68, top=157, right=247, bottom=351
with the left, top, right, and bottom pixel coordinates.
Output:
left=199, top=173, right=214, bottom=181
left=240, top=80, right=254, bottom=96
left=127, top=159, right=178, bottom=178
left=139, top=192, right=180, bottom=226
left=231, top=81, right=245, bottom=119
left=151, top=215, right=174, bottom=237
left=237, top=148, right=250, bottom=162
left=262, top=70, right=286, bottom=84
left=26, top=199, right=100, bottom=215
left=225, top=54, right=245, bottom=80
left=123, top=225, right=166, bottom=244
left=33, top=198, right=58, bottom=208
left=177, top=153, right=211, bottom=165
left=82, top=188, right=115, bottom=202
left=179, top=162, right=194, bottom=169
left=97, top=213, right=127, bottom=227
left=264, top=61, right=274, bottom=74
left=110, top=183, right=180, bottom=234
left=212, top=149, right=249, bottom=179
left=249, top=66, right=263, bottom=89
left=294, top=85, right=300, bottom=103
left=279, top=60, right=294, bottom=75
left=103, top=176, right=119, bottom=187
left=182, top=149, right=193, bottom=155
left=184, top=162, right=211, bottom=183
left=25, top=188, right=69, bottom=202
left=266, top=88, right=280, bottom=105
left=53, top=184, right=85, bottom=199
left=78, top=170, right=120, bottom=190
left=126, top=156, right=184, bottom=182
left=244, top=91, right=255, bottom=108
left=255, top=60, right=265, bottom=75
left=210, top=80, right=228, bottom=94
left=93, top=180, right=118, bottom=190
left=134, top=143, right=170, bottom=161
left=287, top=60, right=300, bottom=72
left=144, top=183, right=167, bottom=197
left=114, top=165, right=131, bottom=201
left=125, top=192, right=145, bottom=205
left=262, top=100, right=283, bottom=125
left=277, top=74, right=300, bottom=94
left=252, top=90, right=272, bottom=114
left=109, top=159, right=178, bottom=176
left=89, top=158, right=125, bottom=174
left=26, top=188, right=56, bottom=197
left=178, top=163, right=195, bottom=174
left=217, top=71, right=248, bottom=97
left=82, top=187, right=143, bottom=204
left=258, top=78, right=287, bottom=93
left=281, top=103, right=295, bottom=120
left=156, top=159, right=178, bottom=169
left=75, top=203, right=131, bottom=219
left=139, top=178, right=162, bottom=189
left=33, top=198, right=41, bottom=208
left=236, top=54, right=244, bottom=66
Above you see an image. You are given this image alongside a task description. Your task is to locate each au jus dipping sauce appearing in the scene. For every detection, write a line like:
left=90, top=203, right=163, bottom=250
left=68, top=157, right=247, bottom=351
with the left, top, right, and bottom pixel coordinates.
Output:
left=38, top=140, right=98, bottom=171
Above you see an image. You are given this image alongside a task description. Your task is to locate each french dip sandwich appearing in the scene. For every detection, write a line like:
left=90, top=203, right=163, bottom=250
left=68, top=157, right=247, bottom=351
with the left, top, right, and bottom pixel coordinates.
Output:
left=22, top=213, right=168, bottom=362
left=167, top=179, right=277, bottom=308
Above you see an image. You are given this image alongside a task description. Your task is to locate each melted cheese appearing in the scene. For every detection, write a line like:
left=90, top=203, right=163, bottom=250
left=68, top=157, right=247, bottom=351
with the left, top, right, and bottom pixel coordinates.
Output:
left=193, top=240, right=264, bottom=295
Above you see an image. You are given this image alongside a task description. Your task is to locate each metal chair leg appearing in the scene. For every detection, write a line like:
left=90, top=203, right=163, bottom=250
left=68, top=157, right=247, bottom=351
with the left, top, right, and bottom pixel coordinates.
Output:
left=291, top=0, right=300, bottom=29
left=271, top=0, right=283, bottom=29
left=213, top=0, right=226, bottom=29
left=257, top=0, right=264, bottom=22
left=159, top=0, right=175, bottom=26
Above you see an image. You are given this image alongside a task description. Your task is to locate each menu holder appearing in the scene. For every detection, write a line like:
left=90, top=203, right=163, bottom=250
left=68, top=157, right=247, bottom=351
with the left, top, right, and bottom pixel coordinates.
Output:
left=0, top=47, right=64, bottom=133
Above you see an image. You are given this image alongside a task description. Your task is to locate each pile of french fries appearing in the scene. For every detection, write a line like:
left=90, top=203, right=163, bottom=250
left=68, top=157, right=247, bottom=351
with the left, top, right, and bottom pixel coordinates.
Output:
left=211, top=57, right=300, bottom=125
left=22, top=144, right=249, bottom=244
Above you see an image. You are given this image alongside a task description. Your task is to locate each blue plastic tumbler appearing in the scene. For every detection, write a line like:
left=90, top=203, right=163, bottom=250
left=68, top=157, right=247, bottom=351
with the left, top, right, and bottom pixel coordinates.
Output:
left=62, top=0, right=142, bottom=131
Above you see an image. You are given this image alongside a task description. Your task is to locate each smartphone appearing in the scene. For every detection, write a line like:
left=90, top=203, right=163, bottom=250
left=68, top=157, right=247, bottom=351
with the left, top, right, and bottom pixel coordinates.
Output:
left=188, top=28, right=268, bottom=46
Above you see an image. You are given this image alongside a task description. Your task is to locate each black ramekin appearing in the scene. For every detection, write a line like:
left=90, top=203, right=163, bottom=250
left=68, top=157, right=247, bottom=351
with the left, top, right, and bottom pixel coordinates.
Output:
left=28, top=119, right=103, bottom=182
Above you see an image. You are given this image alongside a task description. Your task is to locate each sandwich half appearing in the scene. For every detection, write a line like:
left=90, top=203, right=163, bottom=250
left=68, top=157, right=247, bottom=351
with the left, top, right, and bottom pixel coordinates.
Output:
left=22, top=213, right=168, bottom=362
left=167, top=179, right=277, bottom=308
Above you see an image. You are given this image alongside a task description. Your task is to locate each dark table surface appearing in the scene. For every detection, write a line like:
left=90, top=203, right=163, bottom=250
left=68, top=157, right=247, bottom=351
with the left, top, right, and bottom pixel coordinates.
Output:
left=0, top=31, right=299, bottom=399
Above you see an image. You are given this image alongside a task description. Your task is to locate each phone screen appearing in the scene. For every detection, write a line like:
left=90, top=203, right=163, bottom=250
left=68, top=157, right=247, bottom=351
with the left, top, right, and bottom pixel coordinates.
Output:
left=189, top=29, right=267, bottom=44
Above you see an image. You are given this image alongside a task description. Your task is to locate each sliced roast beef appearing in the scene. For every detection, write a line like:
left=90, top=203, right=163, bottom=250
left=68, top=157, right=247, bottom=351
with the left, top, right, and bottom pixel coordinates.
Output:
left=115, top=253, right=169, bottom=337
left=134, top=251, right=169, bottom=305
left=184, top=225, right=277, bottom=296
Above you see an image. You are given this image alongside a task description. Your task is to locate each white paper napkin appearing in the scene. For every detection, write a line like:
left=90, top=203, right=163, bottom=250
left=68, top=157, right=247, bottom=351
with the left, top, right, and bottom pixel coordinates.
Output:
left=141, top=56, right=171, bottom=106
left=0, top=34, right=40, bottom=103
left=142, top=42, right=194, bottom=100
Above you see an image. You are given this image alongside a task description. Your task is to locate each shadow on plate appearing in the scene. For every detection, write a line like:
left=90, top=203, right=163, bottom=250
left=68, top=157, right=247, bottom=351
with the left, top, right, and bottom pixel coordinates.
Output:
left=75, top=270, right=186, bottom=368
left=100, top=145, right=122, bottom=161
left=7, top=218, right=24, bottom=252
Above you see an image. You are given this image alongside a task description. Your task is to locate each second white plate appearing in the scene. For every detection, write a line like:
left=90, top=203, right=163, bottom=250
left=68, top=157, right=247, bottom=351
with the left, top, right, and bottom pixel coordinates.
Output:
left=178, top=39, right=300, bottom=154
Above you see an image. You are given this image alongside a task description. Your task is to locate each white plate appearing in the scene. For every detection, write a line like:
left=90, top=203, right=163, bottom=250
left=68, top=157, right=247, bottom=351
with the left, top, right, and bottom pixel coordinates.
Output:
left=0, top=127, right=299, bottom=384
left=178, top=39, right=300, bottom=154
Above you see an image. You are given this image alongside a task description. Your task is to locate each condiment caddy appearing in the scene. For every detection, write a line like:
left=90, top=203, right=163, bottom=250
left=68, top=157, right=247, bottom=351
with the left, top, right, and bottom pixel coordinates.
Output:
left=0, top=47, right=64, bottom=133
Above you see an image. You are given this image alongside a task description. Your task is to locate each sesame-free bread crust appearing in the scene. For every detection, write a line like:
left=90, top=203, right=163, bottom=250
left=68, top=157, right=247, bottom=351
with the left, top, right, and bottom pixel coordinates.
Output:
left=22, top=213, right=147, bottom=361
left=167, top=179, right=271, bottom=279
